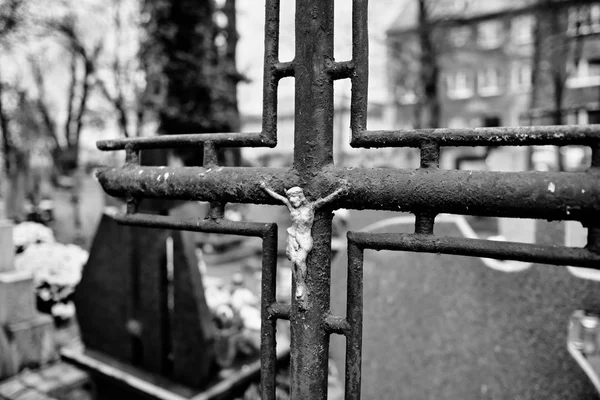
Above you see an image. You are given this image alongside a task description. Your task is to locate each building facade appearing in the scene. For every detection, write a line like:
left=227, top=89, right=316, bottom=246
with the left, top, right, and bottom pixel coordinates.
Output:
left=387, top=0, right=600, bottom=138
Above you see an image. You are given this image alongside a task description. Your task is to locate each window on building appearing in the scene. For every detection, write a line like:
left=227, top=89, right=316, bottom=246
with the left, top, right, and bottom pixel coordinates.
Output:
left=448, top=117, right=467, bottom=129
left=478, top=67, right=501, bottom=96
left=446, top=71, right=474, bottom=99
left=452, top=0, right=472, bottom=14
left=567, top=58, right=600, bottom=88
left=512, top=15, right=534, bottom=44
left=451, top=26, right=470, bottom=47
left=592, top=5, right=600, bottom=31
left=568, top=5, right=600, bottom=35
left=477, top=20, right=503, bottom=48
left=395, top=87, right=417, bottom=105
left=512, top=63, right=531, bottom=91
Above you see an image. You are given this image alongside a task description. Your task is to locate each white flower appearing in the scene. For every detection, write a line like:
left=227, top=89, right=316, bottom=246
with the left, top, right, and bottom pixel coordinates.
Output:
left=51, top=302, right=76, bottom=319
left=15, top=242, right=88, bottom=288
left=204, top=285, right=230, bottom=311
left=238, top=305, right=261, bottom=331
left=13, top=222, right=55, bottom=249
left=230, top=288, right=257, bottom=311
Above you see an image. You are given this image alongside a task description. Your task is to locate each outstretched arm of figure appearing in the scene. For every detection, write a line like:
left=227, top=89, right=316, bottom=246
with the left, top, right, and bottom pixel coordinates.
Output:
left=260, top=182, right=292, bottom=209
left=314, top=181, right=349, bottom=210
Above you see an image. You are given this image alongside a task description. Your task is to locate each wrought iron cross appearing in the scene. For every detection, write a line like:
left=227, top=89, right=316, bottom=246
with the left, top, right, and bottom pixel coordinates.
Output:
left=96, top=0, right=600, bottom=399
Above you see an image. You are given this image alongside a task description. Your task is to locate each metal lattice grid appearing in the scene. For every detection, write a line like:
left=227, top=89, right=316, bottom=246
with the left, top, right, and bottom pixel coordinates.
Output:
left=96, top=0, right=600, bottom=399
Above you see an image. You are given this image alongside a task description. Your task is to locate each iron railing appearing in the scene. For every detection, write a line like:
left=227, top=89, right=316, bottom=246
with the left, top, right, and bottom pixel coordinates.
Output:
left=95, top=0, right=600, bottom=398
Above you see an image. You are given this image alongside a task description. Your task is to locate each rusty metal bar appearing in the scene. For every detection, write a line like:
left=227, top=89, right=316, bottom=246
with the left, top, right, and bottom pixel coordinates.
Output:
left=266, top=303, right=291, bottom=320
left=260, top=223, right=278, bottom=400
left=345, top=239, right=364, bottom=400
left=274, top=61, right=295, bottom=78
left=98, top=132, right=267, bottom=151
left=95, top=166, right=296, bottom=204
left=348, top=231, right=600, bottom=268
left=350, top=0, right=369, bottom=135
left=323, top=315, right=350, bottom=335
left=351, top=125, right=600, bottom=148
left=290, top=0, right=335, bottom=398
left=97, top=166, right=600, bottom=221
left=124, top=146, right=140, bottom=214
left=203, top=142, right=219, bottom=167
left=262, top=0, right=287, bottom=145
left=414, top=212, right=436, bottom=235
left=419, top=141, right=440, bottom=169
left=112, top=213, right=275, bottom=237
left=326, top=60, right=354, bottom=80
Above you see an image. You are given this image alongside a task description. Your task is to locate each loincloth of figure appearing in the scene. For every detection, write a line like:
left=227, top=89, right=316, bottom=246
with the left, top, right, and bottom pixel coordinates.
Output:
left=286, top=227, right=313, bottom=259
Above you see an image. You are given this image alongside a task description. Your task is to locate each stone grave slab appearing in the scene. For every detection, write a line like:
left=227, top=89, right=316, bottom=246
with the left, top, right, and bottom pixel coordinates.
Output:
left=330, top=214, right=600, bottom=399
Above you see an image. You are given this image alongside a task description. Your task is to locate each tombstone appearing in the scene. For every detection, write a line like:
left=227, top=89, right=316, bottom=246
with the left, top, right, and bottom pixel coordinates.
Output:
left=0, top=199, right=55, bottom=379
left=330, top=214, right=600, bottom=399
left=74, top=207, right=216, bottom=389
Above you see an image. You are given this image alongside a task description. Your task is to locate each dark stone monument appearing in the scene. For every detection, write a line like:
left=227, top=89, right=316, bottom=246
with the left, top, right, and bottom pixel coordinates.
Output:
left=331, top=214, right=600, bottom=399
left=75, top=149, right=216, bottom=389
left=75, top=209, right=216, bottom=388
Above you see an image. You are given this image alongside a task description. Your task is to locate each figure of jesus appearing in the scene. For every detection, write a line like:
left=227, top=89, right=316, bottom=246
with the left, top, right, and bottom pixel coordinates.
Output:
left=260, top=182, right=347, bottom=308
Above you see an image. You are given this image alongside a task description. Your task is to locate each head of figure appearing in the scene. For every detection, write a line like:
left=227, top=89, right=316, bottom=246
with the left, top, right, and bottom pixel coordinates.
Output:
left=286, top=187, right=305, bottom=208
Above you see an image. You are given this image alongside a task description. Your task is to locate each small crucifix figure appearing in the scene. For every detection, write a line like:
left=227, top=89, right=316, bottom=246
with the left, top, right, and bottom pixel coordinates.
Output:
left=260, top=181, right=348, bottom=309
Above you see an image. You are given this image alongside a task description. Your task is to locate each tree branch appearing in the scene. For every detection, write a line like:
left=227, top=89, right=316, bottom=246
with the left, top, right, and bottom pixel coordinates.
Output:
left=64, top=50, right=77, bottom=147
left=29, top=57, right=60, bottom=150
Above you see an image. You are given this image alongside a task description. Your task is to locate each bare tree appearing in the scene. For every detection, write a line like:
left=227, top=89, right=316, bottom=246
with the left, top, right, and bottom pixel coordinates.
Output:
left=0, top=0, right=29, bottom=219
left=94, top=1, right=145, bottom=139
left=28, top=14, right=103, bottom=240
left=388, top=0, right=442, bottom=130
left=417, top=0, right=441, bottom=129
left=530, top=0, right=585, bottom=171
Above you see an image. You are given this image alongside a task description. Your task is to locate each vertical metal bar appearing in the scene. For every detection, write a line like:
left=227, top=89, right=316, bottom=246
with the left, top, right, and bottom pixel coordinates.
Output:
left=203, top=141, right=218, bottom=166
left=350, top=0, right=369, bottom=136
left=260, top=225, right=278, bottom=400
left=415, top=141, right=439, bottom=234
left=291, top=0, right=335, bottom=398
left=415, top=212, right=436, bottom=235
left=588, top=143, right=600, bottom=253
left=293, top=0, right=335, bottom=171
left=125, top=145, right=140, bottom=214
left=345, top=241, right=364, bottom=400
left=420, top=141, right=440, bottom=169
left=262, top=0, right=282, bottom=143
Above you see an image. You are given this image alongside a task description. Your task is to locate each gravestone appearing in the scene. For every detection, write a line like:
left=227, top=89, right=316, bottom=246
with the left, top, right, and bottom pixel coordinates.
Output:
left=75, top=207, right=216, bottom=389
left=330, top=214, right=600, bottom=399
left=0, top=199, right=55, bottom=379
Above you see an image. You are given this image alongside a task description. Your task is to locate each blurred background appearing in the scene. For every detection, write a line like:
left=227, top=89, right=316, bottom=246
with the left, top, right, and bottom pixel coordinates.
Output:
left=0, top=0, right=596, bottom=245
left=1, top=1, right=599, bottom=398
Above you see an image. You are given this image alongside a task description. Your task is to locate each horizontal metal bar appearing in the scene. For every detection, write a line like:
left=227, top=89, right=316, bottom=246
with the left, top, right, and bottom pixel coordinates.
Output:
left=348, top=231, right=600, bottom=268
left=96, top=166, right=600, bottom=221
left=96, top=165, right=297, bottom=204
left=351, top=125, right=600, bottom=148
left=267, top=303, right=291, bottom=320
left=112, top=213, right=275, bottom=237
left=333, top=167, right=600, bottom=221
left=97, top=132, right=271, bottom=151
left=274, top=61, right=294, bottom=78
left=326, top=60, right=354, bottom=80
left=323, top=315, right=350, bottom=335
